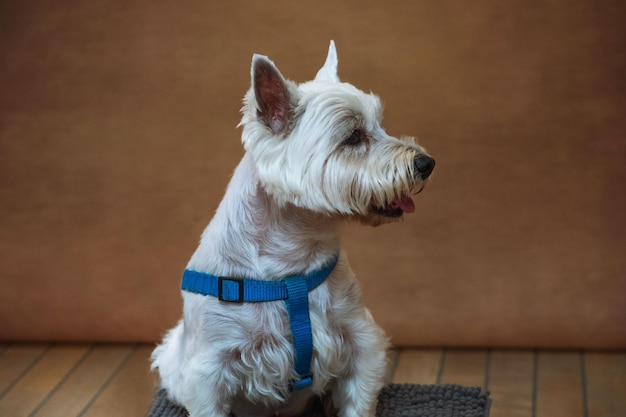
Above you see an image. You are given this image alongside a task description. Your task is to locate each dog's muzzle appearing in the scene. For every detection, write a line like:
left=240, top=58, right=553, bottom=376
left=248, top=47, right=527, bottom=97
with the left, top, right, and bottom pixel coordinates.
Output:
left=414, top=155, right=435, bottom=180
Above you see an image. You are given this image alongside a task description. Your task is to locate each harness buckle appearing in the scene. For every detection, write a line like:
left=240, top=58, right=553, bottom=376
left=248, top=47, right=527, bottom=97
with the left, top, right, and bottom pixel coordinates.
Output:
left=217, top=277, right=245, bottom=303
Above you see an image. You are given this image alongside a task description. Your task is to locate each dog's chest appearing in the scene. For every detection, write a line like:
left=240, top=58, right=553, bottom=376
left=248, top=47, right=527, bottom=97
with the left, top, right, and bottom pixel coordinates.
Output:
left=195, top=286, right=349, bottom=377
left=226, top=298, right=348, bottom=416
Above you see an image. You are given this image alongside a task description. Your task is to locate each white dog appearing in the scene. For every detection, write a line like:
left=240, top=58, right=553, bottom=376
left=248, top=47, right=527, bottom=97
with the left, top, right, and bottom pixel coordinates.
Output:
left=151, top=41, right=435, bottom=417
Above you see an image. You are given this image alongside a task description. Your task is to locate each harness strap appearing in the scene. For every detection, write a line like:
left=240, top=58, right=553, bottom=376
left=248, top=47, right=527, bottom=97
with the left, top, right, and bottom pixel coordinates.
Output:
left=180, top=257, right=338, bottom=390
left=284, top=276, right=314, bottom=390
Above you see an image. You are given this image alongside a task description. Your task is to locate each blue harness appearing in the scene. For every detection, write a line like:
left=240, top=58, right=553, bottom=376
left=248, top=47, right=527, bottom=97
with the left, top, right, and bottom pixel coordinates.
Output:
left=181, top=256, right=338, bottom=391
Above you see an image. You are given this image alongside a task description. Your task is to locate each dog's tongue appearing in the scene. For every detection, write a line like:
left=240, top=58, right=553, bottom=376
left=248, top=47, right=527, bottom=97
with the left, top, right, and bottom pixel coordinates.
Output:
left=393, top=196, right=415, bottom=214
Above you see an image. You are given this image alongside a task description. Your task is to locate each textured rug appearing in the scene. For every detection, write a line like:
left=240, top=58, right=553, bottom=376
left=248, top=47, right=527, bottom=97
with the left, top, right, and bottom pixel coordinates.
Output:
left=147, top=384, right=491, bottom=417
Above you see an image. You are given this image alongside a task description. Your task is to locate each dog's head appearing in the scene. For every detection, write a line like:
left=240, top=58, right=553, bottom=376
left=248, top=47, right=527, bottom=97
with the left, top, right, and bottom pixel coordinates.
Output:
left=240, top=41, right=434, bottom=226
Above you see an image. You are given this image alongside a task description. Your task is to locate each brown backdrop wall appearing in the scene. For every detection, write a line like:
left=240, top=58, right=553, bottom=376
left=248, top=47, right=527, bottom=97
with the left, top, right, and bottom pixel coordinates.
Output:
left=1, top=0, right=625, bottom=348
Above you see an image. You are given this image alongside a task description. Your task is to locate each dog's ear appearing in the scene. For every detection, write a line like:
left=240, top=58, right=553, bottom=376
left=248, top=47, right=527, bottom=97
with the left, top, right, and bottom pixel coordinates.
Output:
left=315, top=40, right=340, bottom=83
left=251, top=55, right=292, bottom=135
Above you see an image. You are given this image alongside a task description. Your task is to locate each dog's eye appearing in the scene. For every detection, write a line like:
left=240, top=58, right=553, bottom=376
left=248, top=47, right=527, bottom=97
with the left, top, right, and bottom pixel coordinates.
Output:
left=345, top=130, right=362, bottom=145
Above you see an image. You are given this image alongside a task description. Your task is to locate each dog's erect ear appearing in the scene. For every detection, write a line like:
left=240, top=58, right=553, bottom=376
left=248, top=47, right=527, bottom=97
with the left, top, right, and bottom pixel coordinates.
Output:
left=314, top=40, right=339, bottom=83
left=252, top=55, right=292, bottom=135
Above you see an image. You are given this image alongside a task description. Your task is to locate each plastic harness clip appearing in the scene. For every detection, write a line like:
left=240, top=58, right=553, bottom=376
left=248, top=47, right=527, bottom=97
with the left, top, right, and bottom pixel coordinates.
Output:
left=217, top=277, right=244, bottom=303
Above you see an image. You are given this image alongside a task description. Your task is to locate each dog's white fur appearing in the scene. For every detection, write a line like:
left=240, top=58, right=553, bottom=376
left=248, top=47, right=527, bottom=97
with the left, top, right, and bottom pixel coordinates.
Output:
left=152, top=41, right=433, bottom=417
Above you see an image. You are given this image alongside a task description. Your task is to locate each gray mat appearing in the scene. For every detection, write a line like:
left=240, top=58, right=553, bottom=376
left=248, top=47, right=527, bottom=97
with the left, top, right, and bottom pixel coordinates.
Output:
left=147, top=384, right=491, bottom=417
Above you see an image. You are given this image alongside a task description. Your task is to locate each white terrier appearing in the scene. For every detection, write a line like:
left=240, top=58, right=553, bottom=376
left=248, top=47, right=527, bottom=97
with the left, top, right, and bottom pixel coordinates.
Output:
left=151, top=41, right=435, bottom=417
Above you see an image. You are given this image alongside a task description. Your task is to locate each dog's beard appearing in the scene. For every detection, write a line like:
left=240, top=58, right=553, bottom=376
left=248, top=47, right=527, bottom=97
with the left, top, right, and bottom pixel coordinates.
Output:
left=351, top=212, right=398, bottom=227
left=348, top=182, right=426, bottom=226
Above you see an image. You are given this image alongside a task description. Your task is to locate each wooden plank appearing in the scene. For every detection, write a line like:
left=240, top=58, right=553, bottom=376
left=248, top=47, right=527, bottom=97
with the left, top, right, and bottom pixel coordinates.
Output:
left=392, top=348, right=443, bottom=384
left=486, top=350, right=533, bottom=417
left=585, top=351, right=626, bottom=417
left=0, top=344, right=49, bottom=398
left=0, top=344, right=90, bottom=417
left=31, top=344, right=133, bottom=417
left=535, top=351, right=584, bottom=417
left=438, top=349, right=487, bottom=387
left=80, top=345, right=158, bottom=417
left=385, top=349, right=400, bottom=383
left=2, top=345, right=619, bottom=416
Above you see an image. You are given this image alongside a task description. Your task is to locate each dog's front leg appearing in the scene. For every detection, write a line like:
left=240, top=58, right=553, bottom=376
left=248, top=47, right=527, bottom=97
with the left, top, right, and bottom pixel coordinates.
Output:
left=184, top=388, right=232, bottom=417
left=182, top=359, right=235, bottom=417
left=186, top=403, right=230, bottom=417
left=184, top=385, right=232, bottom=417
left=332, top=315, right=387, bottom=417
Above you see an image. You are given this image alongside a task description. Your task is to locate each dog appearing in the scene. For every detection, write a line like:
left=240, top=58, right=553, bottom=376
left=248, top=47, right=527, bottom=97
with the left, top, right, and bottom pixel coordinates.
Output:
left=151, top=41, right=435, bottom=417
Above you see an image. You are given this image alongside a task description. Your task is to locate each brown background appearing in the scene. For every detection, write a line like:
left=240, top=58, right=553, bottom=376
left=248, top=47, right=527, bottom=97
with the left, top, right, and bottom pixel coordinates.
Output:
left=1, top=0, right=625, bottom=348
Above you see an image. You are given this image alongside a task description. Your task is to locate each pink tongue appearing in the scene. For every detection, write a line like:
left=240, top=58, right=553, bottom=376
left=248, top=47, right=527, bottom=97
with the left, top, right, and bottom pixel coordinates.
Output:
left=393, top=196, right=415, bottom=213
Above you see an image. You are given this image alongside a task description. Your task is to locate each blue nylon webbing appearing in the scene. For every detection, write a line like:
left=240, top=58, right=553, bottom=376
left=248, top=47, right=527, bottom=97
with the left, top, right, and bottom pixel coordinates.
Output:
left=180, top=257, right=337, bottom=390
left=283, top=276, right=314, bottom=389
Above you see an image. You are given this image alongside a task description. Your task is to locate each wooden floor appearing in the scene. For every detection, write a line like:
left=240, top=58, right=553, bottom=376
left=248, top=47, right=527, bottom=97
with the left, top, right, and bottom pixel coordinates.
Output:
left=0, top=344, right=624, bottom=417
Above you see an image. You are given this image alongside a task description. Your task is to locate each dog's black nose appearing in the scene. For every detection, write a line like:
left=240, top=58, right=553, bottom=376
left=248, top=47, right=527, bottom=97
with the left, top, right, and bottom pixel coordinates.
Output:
left=414, top=155, right=435, bottom=179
